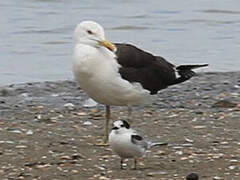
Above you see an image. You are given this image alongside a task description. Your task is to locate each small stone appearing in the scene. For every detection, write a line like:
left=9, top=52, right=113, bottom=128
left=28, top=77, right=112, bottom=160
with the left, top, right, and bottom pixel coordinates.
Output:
left=21, top=93, right=29, bottom=97
left=83, top=98, right=98, bottom=107
left=26, top=130, right=33, bottom=135
left=10, top=129, right=22, bottom=134
left=51, top=94, right=59, bottom=97
left=184, top=137, right=194, bottom=143
left=156, top=150, right=166, bottom=155
left=212, top=100, right=237, bottom=108
left=72, top=153, right=85, bottom=159
left=77, top=112, right=87, bottom=116
left=99, top=176, right=109, bottom=180
left=147, top=171, right=168, bottom=177
left=83, top=121, right=92, bottom=126
left=37, top=164, right=51, bottom=168
left=64, top=103, right=74, bottom=107
left=36, top=114, right=42, bottom=120
left=186, top=173, right=199, bottom=180
left=172, top=146, right=183, bottom=149
left=182, top=143, right=193, bottom=147
left=98, top=166, right=105, bottom=171
left=0, top=140, right=15, bottom=144
left=228, top=165, right=236, bottom=170
left=220, top=141, right=228, bottom=145
left=193, top=126, right=206, bottom=129
left=71, top=169, right=79, bottom=173
left=15, top=145, right=28, bottom=149
left=0, top=89, right=11, bottom=96
left=175, top=151, right=183, bottom=155
left=213, top=176, right=223, bottom=180
left=61, top=155, right=71, bottom=160
left=181, top=157, right=189, bottom=160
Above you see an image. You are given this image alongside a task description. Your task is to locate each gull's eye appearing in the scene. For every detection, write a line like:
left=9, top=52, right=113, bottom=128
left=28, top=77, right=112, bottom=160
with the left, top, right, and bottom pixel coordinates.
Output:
left=87, top=30, right=93, bottom=35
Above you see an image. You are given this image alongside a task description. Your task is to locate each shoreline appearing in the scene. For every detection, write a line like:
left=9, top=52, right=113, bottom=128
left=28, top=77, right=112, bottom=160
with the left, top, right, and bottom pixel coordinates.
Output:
left=1, top=71, right=240, bottom=110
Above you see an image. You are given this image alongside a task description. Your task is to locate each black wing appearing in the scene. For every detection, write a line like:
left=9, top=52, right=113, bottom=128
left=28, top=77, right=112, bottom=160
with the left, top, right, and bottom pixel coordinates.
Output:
left=115, top=43, right=177, bottom=94
left=131, top=134, right=148, bottom=149
left=115, top=43, right=208, bottom=94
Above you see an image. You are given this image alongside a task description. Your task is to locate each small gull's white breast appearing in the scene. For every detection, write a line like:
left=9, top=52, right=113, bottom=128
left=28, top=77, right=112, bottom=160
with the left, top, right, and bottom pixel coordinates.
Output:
left=109, top=130, right=145, bottom=158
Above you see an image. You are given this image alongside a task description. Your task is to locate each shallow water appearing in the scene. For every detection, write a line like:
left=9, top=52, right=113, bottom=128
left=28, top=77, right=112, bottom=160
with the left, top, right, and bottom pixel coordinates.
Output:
left=1, top=0, right=240, bottom=86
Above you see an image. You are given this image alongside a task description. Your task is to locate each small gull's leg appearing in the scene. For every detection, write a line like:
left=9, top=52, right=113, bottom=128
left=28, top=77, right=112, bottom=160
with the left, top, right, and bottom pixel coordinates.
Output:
left=120, top=158, right=124, bottom=170
left=133, top=158, right=137, bottom=170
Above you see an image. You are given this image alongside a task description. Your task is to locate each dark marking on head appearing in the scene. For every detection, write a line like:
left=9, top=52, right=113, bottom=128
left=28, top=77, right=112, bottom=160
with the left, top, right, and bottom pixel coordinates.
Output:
left=112, top=127, right=119, bottom=130
left=186, top=173, right=199, bottom=180
left=121, top=120, right=130, bottom=129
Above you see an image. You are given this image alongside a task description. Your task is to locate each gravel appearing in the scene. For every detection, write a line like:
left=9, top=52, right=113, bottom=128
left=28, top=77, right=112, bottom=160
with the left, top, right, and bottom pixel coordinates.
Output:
left=0, top=72, right=240, bottom=180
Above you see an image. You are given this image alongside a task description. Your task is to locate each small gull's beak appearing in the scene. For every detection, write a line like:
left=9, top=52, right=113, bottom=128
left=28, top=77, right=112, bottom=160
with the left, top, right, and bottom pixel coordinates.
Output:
left=98, top=40, right=116, bottom=52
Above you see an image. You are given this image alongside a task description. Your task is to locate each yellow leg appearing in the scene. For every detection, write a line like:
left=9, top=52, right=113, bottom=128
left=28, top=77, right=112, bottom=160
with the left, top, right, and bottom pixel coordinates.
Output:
left=127, top=106, right=133, bottom=125
left=95, top=105, right=110, bottom=146
left=104, top=105, right=111, bottom=143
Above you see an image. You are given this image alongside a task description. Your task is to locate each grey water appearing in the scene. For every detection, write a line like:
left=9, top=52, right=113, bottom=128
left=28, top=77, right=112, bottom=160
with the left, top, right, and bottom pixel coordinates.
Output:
left=1, top=0, right=240, bottom=86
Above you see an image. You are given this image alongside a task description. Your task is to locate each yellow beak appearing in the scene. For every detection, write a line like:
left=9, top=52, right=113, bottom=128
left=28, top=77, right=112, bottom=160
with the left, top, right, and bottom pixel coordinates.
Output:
left=98, top=40, right=116, bottom=52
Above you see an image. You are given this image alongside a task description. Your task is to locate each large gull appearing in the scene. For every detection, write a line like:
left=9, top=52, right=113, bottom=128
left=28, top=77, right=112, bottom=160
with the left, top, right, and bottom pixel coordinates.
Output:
left=73, top=21, right=208, bottom=144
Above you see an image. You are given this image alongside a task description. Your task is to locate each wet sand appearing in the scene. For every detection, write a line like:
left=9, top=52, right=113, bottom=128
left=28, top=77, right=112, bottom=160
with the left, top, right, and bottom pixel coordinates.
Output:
left=0, top=72, right=240, bottom=180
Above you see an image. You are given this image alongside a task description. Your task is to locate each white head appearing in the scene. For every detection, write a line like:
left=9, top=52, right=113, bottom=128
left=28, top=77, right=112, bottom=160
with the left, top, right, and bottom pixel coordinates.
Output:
left=74, top=21, right=116, bottom=52
left=112, top=120, right=130, bottom=133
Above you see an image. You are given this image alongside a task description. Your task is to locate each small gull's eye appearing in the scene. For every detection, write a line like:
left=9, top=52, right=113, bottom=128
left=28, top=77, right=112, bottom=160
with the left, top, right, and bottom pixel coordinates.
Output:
left=87, top=30, right=93, bottom=35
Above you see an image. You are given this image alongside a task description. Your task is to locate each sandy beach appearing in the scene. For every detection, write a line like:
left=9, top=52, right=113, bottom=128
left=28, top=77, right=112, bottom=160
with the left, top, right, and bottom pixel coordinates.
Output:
left=0, top=72, right=240, bottom=180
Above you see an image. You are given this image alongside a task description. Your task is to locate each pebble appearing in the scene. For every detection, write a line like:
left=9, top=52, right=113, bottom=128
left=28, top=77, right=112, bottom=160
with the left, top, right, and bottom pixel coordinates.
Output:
left=64, top=103, right=75, bottom=107
left=212, top=100, right=237, bottom=108
left=76, top=112, right=88, bottom=116
left=15, top=145, right=28, bottom=149
left=26, top=130, right=33, bottom=135
left=1, top=73, right=240, bottom=179
left=60, top=155, right=72, bottom=160
left=186, top=173, right=199, bottom=180
left=228, top=165, right=236, bottom=170
left=147, top=171, right=168, bottom=176
left=83, top=121, right=93, bottom=126
left=193, top=125, right=206, bottom=129
left=213, top=176, right=223, bottom=180
left=10, top=129, right=22, bottom=134
left=175, top=151, right=183, bottom=155
left=0, top=140, right=15, bottom=144
left=71, top=169, right=79, bottom=173
left=83, top=98, right=98, bottom=107
left=36, top=114, right=42, bottom=120
left=184, top=137, right=194, bottom=143
left=182, top=143, right=193, bottom=147
left=20, top=93, right=29, bottom=97
left=37, top=163, right=51, bottom=168
left=99, top=176, right=109, bottom=180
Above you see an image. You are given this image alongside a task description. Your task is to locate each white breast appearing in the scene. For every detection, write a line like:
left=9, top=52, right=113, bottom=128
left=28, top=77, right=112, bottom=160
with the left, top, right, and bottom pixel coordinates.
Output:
left=73, top=44, right=156, bottom=106
left=109, top=130, right=145, bottom=158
